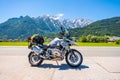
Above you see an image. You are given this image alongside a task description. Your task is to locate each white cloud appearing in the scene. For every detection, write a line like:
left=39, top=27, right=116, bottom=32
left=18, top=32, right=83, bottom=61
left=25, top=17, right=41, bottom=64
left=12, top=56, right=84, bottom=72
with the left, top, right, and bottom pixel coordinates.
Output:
left=56, top=13, right=64, bottom=17
left=48, top=13, right=64, bottom=20
left=55, top=13, right=64, bottom=19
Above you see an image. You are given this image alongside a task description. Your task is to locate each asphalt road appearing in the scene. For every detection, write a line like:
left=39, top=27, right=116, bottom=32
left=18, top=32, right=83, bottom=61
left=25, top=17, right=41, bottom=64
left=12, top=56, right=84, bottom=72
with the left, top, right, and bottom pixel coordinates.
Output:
left=0, top=46, right=120, bottom=57
left=0, top=46, right=120, bottom=80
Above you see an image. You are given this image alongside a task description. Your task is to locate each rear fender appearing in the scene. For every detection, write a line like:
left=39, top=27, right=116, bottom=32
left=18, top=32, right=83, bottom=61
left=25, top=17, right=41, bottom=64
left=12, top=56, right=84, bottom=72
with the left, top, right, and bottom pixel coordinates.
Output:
left=28, top=51, right=34, bottom=58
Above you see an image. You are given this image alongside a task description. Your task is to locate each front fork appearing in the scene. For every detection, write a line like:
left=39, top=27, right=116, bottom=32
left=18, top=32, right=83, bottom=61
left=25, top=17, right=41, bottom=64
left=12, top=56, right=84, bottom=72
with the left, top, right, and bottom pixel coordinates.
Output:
left=66, top=49, right=76, bottom=60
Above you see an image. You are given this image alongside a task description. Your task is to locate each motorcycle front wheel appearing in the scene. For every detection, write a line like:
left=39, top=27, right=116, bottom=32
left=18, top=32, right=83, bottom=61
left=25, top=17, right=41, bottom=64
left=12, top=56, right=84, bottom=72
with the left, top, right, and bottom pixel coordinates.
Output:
left=28, top=52, right=43, bottom=66
left=65, top=49, right=83, bottom=68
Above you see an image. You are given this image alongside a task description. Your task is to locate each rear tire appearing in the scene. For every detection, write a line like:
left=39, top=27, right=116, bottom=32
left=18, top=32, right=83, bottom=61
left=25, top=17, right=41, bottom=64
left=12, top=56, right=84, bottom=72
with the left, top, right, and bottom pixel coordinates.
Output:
left=65, top=49, right=83, bottom=68
left=28, top=52, right=43, bottom=66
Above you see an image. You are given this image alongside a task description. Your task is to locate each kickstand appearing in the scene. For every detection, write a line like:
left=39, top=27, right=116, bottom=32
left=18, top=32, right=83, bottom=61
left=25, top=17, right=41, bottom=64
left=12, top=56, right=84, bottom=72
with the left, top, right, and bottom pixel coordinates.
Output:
left=56, top=60, right=59, bottom=66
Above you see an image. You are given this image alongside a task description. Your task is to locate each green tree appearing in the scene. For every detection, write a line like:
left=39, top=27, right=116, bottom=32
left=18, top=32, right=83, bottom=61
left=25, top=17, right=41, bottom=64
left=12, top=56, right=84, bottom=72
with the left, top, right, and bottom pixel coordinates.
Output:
left=80, top=36, right=87, bottom=42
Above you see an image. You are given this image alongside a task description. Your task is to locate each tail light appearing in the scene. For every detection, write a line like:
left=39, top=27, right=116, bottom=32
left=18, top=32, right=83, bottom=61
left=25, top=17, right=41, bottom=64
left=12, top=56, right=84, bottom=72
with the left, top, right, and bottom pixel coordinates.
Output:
left=69, top=43, right=72, bottom=46
left=28, top=37, right=31, bottom=42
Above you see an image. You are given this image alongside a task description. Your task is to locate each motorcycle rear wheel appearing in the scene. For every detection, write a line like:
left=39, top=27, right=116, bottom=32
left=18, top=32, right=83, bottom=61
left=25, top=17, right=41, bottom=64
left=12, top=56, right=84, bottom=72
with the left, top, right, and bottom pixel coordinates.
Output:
left=28, top=52, right=43, bottom=66
left=65, top=49, right=83, bottom=68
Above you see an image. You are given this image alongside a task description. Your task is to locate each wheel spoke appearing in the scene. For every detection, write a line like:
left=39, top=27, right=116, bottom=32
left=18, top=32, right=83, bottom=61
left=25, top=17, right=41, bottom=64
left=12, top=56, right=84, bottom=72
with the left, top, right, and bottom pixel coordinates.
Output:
left=30, top=54, right=40, bottom=65
left=29, top=52, right=43, bottom=66
left=67, top=50, right=82, bottom=67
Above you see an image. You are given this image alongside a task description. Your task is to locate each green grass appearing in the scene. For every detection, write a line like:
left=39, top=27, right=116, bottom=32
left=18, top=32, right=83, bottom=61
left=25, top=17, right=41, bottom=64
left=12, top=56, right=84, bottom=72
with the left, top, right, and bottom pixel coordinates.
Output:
left=0, top=42, right=49, bottom=46
left=0, top=42, right=120, bottom=46
left=77, top=42, right=120, bottom=46
left=0, top=42, right=28, bottom=46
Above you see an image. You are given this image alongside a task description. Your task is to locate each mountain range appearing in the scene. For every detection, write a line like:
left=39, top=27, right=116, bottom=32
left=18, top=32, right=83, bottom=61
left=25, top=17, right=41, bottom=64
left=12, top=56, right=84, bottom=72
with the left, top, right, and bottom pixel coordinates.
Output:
left=0, top=15, right=120, bottom=40
left=0, top=15, right=92, bottom=39
left=70, top=17, right=120, bottom=37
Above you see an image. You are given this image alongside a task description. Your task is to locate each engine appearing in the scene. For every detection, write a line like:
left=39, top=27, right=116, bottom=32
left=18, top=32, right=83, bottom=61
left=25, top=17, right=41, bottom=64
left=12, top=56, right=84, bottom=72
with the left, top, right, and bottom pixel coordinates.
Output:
left=47, top=48, right=64, bottom=61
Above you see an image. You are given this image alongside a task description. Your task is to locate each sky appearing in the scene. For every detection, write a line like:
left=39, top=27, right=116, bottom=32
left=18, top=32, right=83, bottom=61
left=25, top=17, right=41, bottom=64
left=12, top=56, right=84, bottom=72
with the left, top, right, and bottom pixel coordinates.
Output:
left=0, top=0, right=120, bottom=23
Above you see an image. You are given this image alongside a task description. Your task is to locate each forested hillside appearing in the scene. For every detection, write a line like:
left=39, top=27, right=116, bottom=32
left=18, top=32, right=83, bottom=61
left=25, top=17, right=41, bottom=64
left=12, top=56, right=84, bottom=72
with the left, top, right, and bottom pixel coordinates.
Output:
left=70, top=17, right=120, bottom=37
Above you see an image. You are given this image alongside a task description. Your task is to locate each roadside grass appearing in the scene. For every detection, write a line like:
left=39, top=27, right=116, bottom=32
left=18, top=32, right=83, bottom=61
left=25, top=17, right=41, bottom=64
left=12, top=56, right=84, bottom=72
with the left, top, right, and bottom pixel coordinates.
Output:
left=0, top=42, right=28, bottom=46
left=77, top=42, right=120, bottom=46
left=0, top=42, right=120, bottom=46
left=0, top=42, right=49, bottom=46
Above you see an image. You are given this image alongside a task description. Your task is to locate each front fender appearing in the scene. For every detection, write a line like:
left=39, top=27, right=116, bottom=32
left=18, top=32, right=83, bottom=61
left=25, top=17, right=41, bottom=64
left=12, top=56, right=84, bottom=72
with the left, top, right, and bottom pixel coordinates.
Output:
left=66, top=49, right=74, bottom=55
left=68, top=49, right=76, bottom=53
left=66, top=49, right=81, bottom=56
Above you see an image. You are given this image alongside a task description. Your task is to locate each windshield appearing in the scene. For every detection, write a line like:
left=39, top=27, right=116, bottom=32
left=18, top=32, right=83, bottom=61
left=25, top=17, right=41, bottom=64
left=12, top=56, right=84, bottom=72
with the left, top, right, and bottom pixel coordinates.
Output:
left=59, top=26, right=71, bottom=39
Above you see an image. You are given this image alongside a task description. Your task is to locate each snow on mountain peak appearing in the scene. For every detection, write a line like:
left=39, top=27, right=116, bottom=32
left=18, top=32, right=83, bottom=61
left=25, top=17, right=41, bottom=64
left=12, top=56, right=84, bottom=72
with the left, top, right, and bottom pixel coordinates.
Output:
left=35, top=14, right=93, bottom=28
left=49, top=13, right=64, bottom=20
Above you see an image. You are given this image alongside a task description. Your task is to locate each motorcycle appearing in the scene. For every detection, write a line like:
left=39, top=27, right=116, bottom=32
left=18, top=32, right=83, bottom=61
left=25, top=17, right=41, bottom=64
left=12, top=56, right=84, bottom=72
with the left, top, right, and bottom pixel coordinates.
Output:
left=28, top=27, right=83, bottom=67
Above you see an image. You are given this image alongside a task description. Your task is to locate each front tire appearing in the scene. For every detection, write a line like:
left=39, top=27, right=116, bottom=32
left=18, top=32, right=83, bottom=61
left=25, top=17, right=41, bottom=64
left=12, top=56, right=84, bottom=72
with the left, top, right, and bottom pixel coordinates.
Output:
left=65, top=49, right=83, bottom=68
left=28, top=52, right=43, bottom=66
